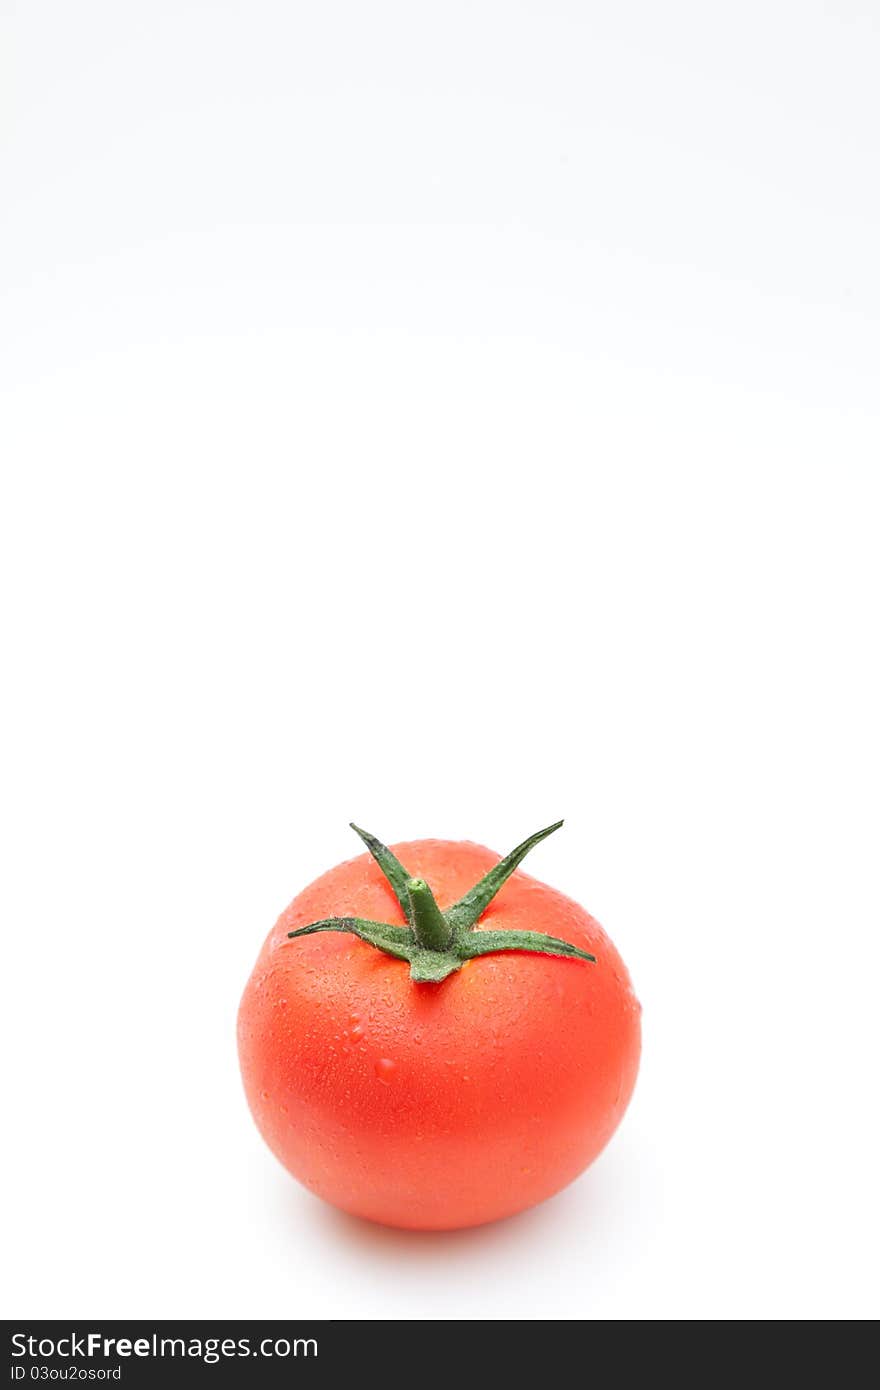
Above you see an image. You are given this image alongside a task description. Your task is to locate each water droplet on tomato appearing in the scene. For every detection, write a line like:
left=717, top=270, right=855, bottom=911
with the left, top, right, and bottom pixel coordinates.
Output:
left=351, top=1024, right=364, bottom=1040
left=374, top=1058, right=396, bottom=1083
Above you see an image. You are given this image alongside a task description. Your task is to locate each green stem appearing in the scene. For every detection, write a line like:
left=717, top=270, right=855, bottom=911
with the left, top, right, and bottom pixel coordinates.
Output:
left=286, top=821, right=597, bottom=984
left=406, top=877, right=452, bottom=952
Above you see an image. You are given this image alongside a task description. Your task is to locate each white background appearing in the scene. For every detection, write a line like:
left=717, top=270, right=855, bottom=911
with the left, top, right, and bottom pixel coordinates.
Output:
left=2, top=2, right=878, bottom=1321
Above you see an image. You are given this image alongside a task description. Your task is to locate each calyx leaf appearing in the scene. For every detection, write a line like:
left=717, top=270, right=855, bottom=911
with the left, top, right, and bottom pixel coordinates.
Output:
left=286, top=821, right=596, bottom=984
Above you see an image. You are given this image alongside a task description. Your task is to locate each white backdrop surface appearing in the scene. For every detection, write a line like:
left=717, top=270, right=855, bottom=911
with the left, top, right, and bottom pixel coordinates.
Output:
left=1, top=2, right=878, bottom=1320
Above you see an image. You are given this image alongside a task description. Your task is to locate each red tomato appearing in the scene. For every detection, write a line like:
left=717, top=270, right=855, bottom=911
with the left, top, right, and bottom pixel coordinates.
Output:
left=238, top=825, right=641, bottom=1230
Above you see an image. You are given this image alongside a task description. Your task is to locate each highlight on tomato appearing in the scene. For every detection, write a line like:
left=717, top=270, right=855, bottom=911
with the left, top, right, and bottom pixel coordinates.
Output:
left=237, top=820, right=641, bottom=1230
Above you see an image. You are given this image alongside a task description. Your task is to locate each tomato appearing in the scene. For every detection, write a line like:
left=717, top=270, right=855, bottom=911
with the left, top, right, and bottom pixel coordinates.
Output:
left=237, top=822, right=641, bottom=1230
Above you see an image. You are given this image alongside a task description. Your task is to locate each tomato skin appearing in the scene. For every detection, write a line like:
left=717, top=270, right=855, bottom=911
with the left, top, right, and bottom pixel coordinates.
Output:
left=237, top=839, right=641, bottom=1230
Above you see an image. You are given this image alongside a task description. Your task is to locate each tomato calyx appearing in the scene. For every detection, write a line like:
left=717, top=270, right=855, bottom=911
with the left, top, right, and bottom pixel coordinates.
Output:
left=286, top=821, right=597, bottom=984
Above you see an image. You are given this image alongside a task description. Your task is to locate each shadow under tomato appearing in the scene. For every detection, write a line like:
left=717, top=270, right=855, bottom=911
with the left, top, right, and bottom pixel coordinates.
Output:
left=271, top=1123, right=649, bottom=1286
left=299, top=1175, right=593, bottom=1262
